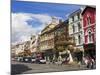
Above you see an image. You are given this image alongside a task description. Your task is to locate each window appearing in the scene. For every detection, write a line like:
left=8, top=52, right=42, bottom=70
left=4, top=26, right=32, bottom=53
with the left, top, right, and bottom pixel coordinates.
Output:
left=77, top=13, right=80, bottom=19
left=78, top=22, right=81, bottom=31
left=87, top=16, right=91, bottom=25
left=32, top=41, right=35, bottom=44
left=73, top=25, right=75, bottom=33
left=78, top=35, right=81, bottom=44
left=72, top=16, right=74, bottom=22
left=69, top=25, right=73, bottom=34
left=30, top=37, right=32, bottom=40
left=88, top=31, right=93, bottom=43
left=73, top=36, right=76, bottom=43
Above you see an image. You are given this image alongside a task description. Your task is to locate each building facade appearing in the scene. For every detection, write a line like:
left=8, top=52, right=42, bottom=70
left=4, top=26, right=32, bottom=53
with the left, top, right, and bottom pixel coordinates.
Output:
left=82, top=6, right=96, bottom=59
left=30, top=35, right=36, bottom=53
left=11, top=45, right=17, bottom=58
left=40, top=17, right=59, bottom=61
left=14, top=43, right=25, bottom=56
left=54, top=20, right=69, bottom=59
left=40, top=18, right=74, bottom=62
left=68, top=8, right=84, bottom=51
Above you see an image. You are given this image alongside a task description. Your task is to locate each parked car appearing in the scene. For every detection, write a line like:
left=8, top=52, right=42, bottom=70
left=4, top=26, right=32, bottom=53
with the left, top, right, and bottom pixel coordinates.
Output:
left=40, top=59, right=46, bottom=64
left=23, top=56, right=31, bottom=63
left=17, top=57, right=23, bottom=62
left=31, top=57, right=36, bottom=63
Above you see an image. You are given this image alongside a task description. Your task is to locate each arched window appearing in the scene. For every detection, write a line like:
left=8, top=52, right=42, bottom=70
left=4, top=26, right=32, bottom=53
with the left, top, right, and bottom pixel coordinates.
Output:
left=88, top=30, right=93, bottom=43
left=87, top=15, right=91, bottom=25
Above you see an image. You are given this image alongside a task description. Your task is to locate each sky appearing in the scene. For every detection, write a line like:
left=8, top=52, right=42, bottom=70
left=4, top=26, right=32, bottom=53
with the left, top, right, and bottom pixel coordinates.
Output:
left=11, top=0, right=81, bottom=44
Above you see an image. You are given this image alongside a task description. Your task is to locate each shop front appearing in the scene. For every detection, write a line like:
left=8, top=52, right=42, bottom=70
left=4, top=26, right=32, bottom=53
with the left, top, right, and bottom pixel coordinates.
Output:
left=55, top=45, right=67, bottom=59
left=83, top=43, right=96, bottom=60
left=43, top=49, right=54, bottom=62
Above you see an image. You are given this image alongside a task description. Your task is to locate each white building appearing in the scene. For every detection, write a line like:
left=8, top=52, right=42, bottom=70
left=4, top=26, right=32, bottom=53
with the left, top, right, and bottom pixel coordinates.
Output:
left=13, top=43, right=24, bottom=55
left=68, top=8, right=84, bottom=51
left=30, top=35, right=37, bottom=53
left=11, top=41, right=30, bottom=56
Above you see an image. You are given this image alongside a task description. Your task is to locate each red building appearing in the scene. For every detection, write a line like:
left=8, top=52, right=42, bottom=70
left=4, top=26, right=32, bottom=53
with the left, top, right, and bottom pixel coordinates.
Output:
left=82, top=6, right=96, bottom=59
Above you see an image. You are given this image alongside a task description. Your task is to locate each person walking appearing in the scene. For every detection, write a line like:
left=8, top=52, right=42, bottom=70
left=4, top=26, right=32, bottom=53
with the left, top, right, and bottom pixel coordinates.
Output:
left=57, top=55, right=62, bottom=65
left=85, top=56, right=95, bottom=69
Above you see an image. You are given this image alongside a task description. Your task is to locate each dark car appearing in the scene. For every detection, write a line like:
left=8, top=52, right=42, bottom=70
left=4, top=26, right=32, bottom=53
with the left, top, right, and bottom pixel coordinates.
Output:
left=23, top=56, right=32, bottom=63
left=22, top=56, right=36, bottom=63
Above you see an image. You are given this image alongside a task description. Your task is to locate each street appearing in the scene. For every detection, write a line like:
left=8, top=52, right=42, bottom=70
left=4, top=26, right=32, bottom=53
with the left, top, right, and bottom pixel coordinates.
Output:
left=11, top=61, right=90, bottom=75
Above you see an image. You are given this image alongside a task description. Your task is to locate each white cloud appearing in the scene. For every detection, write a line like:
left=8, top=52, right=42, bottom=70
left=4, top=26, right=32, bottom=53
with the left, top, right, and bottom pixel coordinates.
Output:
left=11, top=13, right=63, bottom=44
left=12, top=13, right=53, bottom=44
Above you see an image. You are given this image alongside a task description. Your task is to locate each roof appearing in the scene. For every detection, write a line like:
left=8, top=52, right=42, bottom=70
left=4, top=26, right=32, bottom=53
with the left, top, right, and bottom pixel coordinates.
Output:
left=82, top=5, right=96, bottom=15
left=40, top=19, right=68, bottom=35
left=68, top=9, right=81, bottom=18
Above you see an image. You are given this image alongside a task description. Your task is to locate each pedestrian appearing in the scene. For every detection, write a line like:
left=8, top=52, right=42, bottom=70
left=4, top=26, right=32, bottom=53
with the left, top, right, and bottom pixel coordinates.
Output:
left=57, top=56, right=62, bottom=66
left=91, top=58, right=95, bottom=69
left=85, top=56, right=94, bottom=69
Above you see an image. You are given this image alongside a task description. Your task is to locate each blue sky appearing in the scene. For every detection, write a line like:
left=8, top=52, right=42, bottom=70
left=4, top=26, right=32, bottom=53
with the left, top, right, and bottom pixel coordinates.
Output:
left=11, top=0, right=81, bottom=44
left=12, top=1, right=81, bottom=19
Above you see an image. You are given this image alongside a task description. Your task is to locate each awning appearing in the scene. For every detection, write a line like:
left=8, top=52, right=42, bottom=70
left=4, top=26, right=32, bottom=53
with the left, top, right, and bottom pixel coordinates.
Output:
left=83, top=43, right=96, bottom=51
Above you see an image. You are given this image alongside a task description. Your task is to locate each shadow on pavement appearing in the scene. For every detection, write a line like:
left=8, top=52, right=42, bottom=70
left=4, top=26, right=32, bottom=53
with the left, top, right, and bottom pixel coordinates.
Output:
left=11, top=64, right=32, bottom=75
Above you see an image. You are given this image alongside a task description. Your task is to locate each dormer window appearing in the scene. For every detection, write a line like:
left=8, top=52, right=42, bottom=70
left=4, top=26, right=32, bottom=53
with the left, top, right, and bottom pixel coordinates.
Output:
left=77, top=13, right=80, bottom=20
left=72, top=16, right=74, bottom=22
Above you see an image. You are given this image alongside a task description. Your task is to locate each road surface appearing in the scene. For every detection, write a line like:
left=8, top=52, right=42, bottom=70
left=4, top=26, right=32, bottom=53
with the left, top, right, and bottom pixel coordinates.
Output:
left=11, top=61, right=92, bottom=75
